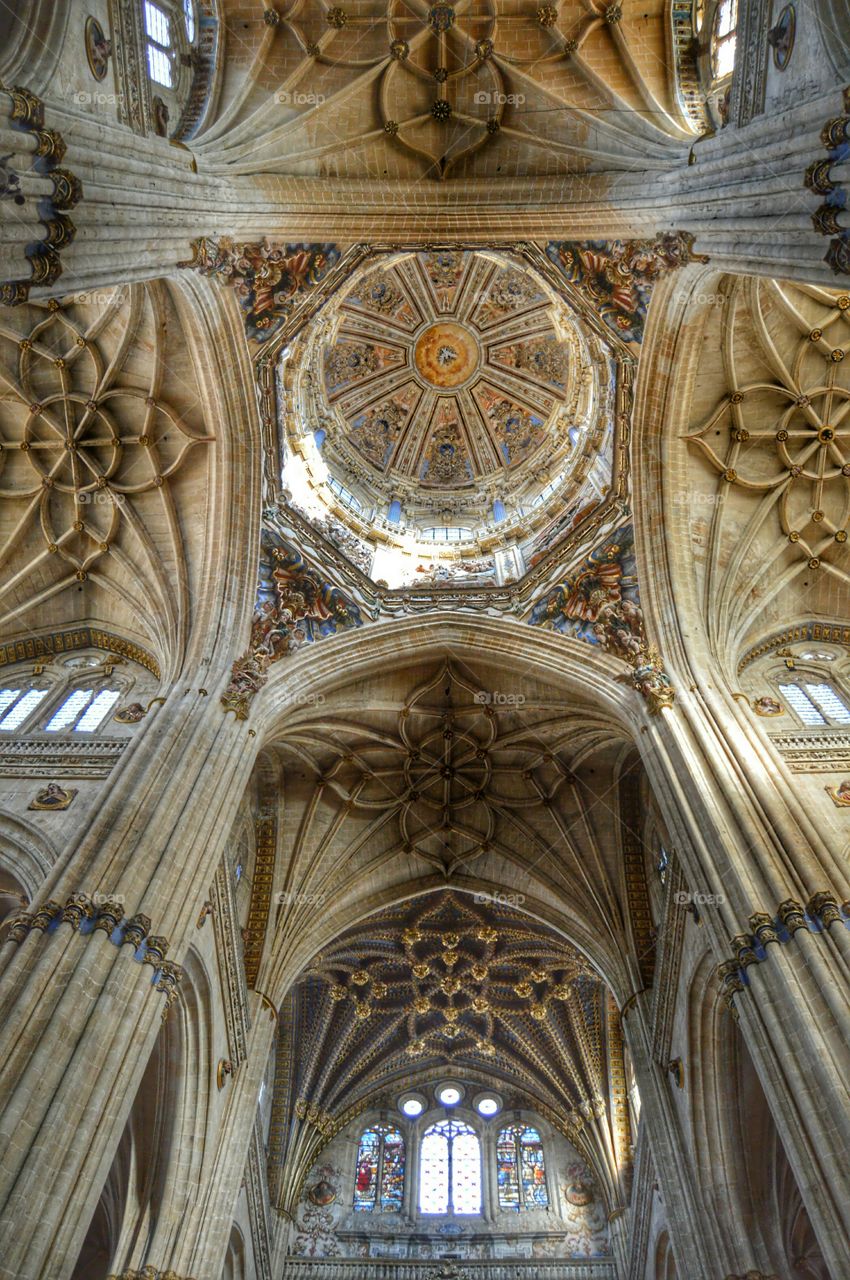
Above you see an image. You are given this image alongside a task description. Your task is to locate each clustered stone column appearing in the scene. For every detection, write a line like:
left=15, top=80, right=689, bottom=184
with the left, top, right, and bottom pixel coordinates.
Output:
left=0, top=689, right=262, bottom=1280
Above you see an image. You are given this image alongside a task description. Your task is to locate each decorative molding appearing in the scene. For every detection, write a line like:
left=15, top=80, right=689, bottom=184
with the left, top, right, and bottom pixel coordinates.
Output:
left=0, top=627, right=161, bottom=677
left=221, top=527, right=364, bottom=719
left=0, top=84, right=81, bottom=304
left=178, top=238, right=344, bottom=344
left=717, top=892, right=850, bottom=1009
left=107, top=1270, right=197, bottom=1280
left=7, top=894, right=183, bottom=1017
left=246, top=1117, right=274, bottom=1280
left=0, top=737, right=127, bottom=778
left=728, top=0, right=771, bottom=126
left=766, top=732, right=850, bottom=773
left=173, top=0, right=220, bottom=141
left=545, top=233, right=708, bottom=344
left=107, top=0, right=152, bottom=134
left=669, top=0, right=710, bottom=134
left=243, top=800, right=276, bottom=988
left=737, top=619, right=850, bottom=672
left=212, top=859, right=250, bottom=1065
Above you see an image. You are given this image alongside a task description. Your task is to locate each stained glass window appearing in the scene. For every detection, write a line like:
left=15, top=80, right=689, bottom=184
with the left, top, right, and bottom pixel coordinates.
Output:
left=497, top=1126, right=548, bottom=1211
left=353, top=1127, right=405, bottom=1212
left=419, top=1119, right=481, bottom=1215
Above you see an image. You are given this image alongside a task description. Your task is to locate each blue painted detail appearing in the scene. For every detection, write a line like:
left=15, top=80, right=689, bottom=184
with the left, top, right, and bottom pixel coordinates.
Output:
left=388, top=499, right=402, bottom=524
left=493, top=499, right=506, bottom=522
left=314, top=429, right=326, bottom=449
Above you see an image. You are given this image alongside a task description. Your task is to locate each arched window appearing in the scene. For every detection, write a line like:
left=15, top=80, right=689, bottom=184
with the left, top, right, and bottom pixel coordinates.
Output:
left=43, top=688, right=122, bottom=733
left=353, top=1127, right=404, bottom=1213
left=710, top=0, right=737, bottom=79
left=144, top=1, right=176, bottom=86
left=778, top=679, right=850, bottom=727
left=0, top=687, right=51, bottom=732
left=420, top=1119, right=481, bottom=1215
left=496, top=1126, right=548, bottom=1211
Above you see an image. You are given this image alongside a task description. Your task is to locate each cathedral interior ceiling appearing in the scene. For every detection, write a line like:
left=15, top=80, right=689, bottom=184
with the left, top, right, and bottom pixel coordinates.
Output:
left=270, top=887, right=632, bottom=1209
left=206, top=0, right=694, bottom=182
left=676, top=274, right=850, bottom=675
left=0, top=285, right=214, bottom=679
left=262, top=658, right=643, bottom=990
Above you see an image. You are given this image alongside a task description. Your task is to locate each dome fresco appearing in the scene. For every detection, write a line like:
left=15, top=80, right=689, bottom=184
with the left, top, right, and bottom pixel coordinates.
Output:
left=280, top=249, right=616, bottom=583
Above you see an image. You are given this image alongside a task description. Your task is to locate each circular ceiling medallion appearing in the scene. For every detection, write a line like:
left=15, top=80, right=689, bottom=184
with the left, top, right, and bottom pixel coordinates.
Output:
left=413, top=322, right=479, bottom=390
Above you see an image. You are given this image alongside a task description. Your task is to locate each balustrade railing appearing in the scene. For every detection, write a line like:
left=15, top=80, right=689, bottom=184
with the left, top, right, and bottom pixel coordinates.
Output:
left=283, top=1259, right=617, bottom=1280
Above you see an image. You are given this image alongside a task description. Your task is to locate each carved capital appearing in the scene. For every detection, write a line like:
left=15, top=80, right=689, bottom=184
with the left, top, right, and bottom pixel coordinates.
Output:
left=748, top=911, right=781, bottom=946
left=777, top=898, right=807, bottom=933
left=121, top=913, right=152, bottom=949
left=806, top=891, right=843, bottom=928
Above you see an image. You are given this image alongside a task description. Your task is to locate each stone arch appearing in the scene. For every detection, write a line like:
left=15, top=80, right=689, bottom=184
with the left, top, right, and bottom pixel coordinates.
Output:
left=221, top=1222, right=247, bottom=1280
left=0, top=810, right=56, bottom=900
left=70, top=945, right=215, bottom=1277
left=654, top=1228, right=678, bottom=1279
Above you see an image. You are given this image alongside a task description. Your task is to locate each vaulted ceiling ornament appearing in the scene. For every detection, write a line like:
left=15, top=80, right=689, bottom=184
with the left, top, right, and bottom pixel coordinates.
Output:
left=0, top=288, right=211, bottom=641
left=211, top=0, right=694, bottom=182
left=685, top=278, right=850, bottom=583
left=269, top=890, right=628, bottom=1209
left=546, top=232, right=708, bottom=344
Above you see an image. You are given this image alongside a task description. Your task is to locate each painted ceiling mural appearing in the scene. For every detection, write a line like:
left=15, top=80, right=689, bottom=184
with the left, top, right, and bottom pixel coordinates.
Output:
left=188, top=237, right=706, bottom=719
left=295, top=249, right=592, bottom=518
left=196, top=0, right=696, bottom=181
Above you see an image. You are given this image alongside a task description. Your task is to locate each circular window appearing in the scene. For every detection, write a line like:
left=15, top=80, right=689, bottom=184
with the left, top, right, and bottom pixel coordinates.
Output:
left=437, top=1083, right=463, bottom=1106
left=475, top=1095, right=501, bottom=1116
left=400, top=1094, right=425, bottom=1117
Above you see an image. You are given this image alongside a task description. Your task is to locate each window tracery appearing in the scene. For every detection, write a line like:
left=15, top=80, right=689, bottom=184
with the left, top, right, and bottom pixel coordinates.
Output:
left=0, top=652, right=151, bottom=735
left=709, top=0, right=738, bottom=80
left=419, top=1118, right=481, bottom=1215
left=144, top=1, right=175, bottom=87
left=496, top=1125, right=548, bottom=1211
left=353, top=1127, right=404, bottom=1213
left=777, top=680, right=850, bottom=727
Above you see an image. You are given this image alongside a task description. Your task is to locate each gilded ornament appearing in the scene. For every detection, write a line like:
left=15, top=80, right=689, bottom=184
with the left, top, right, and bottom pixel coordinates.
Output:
left=807, top=892, right=843, bottom=925
left=777, top=898, right=807, bottom=933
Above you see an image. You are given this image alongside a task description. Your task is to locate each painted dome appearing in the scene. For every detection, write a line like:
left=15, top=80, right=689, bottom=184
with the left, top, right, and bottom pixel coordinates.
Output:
left=279, top=248, right=616, bottom=585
